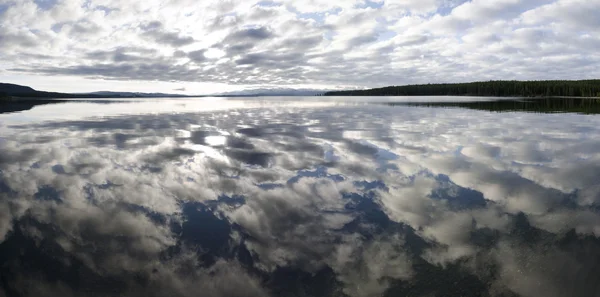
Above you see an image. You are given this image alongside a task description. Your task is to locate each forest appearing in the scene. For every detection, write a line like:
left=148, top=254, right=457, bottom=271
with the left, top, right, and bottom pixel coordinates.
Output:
left=324, top=80, right=600, bottom=97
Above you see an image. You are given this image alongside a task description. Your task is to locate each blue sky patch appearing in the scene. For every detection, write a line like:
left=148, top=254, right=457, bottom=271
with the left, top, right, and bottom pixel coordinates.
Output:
left=0, top=4, right=9, bottom=15
left=293, top=7, right=342, bottom=24
left=94, top=5, right=118, bottom=15
left=377, top=30, right=397, bottom=42
left=33, top=0, right=58, bottom=10
left=436, top=0, right=470, bottom=16
left=255, top=0, right=281, bottom=8
left=356, top=0, right=384, bottom=9
left=51, top=23, right=63, bottom=33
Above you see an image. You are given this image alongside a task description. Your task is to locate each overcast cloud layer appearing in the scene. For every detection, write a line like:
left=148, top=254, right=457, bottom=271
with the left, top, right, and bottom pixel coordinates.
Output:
left=0, top=0, right=599, bottom=93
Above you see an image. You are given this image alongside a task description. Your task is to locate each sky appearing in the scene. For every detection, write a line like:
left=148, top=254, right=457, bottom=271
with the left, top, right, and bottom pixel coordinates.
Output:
left=0, top=0, right=599, bottom=94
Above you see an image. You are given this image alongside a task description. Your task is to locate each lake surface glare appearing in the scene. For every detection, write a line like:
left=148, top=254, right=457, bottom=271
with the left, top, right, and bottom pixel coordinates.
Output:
left=0, top=96, right=599, bottom=297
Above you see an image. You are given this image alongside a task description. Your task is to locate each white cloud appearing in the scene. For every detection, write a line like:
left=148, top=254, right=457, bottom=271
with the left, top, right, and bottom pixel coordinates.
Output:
left=0, top=0, right=598, bottom=93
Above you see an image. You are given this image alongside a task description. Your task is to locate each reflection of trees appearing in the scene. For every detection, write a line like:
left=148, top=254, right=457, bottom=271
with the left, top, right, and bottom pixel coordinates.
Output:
left=326, top=80, right=600, bottom=97
left=0, top=99, right=67, bottom=114
left=385, top=98, right=600, bottom=114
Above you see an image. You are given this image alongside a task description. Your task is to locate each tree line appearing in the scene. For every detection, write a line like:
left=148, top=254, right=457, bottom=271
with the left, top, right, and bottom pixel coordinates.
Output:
left=325, top=80, right=600, bottom=97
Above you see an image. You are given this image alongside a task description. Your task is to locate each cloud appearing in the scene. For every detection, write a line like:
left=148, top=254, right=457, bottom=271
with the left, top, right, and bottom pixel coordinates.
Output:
left=1, top=0, right=598, bottom=91
left=141, top=21, right=196, bottom=47
left=226, top=26, right=274, bottom=42
left=519, top=0, right=600, bottom=30
left=85, top=47, right=157, bottom=63
left=0, top=29, right=39, bottom=51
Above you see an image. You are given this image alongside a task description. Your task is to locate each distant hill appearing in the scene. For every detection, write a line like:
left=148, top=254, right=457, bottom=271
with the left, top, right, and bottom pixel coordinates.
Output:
left=0, top=83, right=81, bottom=99
left=214, top=88, right=326, bottom=97
left=325, top=80, right=600, bottom=97
left=0, top=83, right=193, bottom=99
left=0, top=83, right=36, bottom=94
left=1, top=82, right=329, bottom=99
left=85, top=91, right=189, bottom=98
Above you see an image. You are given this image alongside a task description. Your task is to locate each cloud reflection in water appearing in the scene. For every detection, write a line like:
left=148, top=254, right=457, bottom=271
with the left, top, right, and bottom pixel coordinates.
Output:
left=0, top=100, right=599, bottom=297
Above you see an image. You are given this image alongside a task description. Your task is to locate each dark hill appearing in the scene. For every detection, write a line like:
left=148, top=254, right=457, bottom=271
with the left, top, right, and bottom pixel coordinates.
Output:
left=0, top=83, right=36, bottom=95
left=0, top=83, right=190, bottom=99
left=0, top=82, right=86, bottom=99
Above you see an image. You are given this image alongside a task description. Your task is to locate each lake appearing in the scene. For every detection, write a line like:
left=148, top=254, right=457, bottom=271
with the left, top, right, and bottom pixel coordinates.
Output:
left=0, top=97, right=599, bottom=297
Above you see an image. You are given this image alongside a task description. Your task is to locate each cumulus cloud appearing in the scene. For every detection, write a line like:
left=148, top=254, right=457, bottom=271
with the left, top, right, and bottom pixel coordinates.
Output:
left=0, top=0, right=598, bottom=91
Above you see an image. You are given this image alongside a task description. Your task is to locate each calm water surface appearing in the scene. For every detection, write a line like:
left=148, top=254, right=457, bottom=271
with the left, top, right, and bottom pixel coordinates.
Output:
left=0, top=97, right=599, bottom=297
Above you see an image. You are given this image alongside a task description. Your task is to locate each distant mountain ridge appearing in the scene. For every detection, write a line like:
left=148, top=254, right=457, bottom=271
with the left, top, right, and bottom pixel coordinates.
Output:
left=1, top=82, right=327, bottom=99
left=213, top=88, right=326, bottom=97
left=85, top=91, right=189, bottom=98
left=0, top=83, right=190, bottom=99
